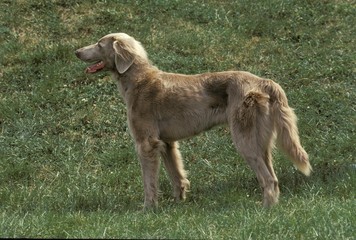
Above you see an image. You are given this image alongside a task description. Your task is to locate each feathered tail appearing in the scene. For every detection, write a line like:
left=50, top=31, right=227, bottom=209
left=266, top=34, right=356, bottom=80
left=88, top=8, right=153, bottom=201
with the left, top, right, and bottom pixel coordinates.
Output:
left=267, top=81, right=312, bottom=176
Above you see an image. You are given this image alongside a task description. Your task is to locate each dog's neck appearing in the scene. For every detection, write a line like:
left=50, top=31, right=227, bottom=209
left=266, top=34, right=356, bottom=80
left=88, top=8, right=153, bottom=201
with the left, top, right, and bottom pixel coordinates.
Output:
left=111, top=62, right=158, bottom=104
left=112, top=71, right=131, bottom=102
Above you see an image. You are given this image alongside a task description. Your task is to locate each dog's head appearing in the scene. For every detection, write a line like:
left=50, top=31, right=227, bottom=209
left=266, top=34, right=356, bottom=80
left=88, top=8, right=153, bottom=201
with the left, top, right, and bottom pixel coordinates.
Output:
left=75, top=33, right=148, bottom=74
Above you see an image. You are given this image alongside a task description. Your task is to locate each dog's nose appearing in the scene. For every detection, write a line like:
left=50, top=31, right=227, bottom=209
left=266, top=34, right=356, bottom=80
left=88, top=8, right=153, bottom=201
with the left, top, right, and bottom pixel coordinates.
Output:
left=75, top=50, right=80, bottom=58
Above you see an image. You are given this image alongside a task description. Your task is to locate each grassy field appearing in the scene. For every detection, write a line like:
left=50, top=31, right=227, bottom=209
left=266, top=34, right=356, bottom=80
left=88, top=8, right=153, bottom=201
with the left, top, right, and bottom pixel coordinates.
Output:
left=0, top=0, right=355, bottom=238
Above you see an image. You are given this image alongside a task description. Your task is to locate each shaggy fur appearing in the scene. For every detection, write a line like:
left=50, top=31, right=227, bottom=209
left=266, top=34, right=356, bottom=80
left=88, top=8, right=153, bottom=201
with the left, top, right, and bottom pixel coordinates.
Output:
left=75, top=33, right=311, bottom=208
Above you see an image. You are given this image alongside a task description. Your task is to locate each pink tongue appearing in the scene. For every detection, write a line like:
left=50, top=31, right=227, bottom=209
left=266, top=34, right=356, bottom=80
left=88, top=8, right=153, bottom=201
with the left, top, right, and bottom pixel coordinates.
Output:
left=85, top=61, right=105, bottom=73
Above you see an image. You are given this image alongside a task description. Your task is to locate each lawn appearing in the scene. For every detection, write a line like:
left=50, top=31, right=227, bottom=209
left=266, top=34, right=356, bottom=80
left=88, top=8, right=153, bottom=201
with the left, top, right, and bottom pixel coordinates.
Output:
left=0, top=0, right=355, bottom=239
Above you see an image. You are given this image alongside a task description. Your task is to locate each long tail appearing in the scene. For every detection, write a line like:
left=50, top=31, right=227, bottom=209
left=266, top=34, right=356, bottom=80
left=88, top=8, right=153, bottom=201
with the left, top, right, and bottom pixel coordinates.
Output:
left=266, top=81, right=312, bottom=176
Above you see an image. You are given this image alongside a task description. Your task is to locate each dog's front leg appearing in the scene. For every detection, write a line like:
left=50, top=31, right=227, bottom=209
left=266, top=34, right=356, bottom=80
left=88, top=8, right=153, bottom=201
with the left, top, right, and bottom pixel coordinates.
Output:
left=161, top=141, right=190, bottom=202
left=140, top=156, right=160, bottom=209
left=136, top=138, right=163, bottom=209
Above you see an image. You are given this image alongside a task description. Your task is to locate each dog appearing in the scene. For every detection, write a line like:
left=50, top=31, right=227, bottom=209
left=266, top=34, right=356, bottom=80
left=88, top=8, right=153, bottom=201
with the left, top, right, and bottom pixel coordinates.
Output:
left=75, top=33, right=311, bottom=208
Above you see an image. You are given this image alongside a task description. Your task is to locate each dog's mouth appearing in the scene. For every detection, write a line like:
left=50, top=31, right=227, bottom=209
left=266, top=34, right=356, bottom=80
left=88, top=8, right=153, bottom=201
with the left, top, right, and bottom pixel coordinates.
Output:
left=85, top=61, right=105, bottom=73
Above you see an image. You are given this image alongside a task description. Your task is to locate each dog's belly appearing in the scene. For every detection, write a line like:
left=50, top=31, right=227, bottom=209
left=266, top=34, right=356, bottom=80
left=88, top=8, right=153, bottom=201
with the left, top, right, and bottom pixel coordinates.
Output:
left=158, top=109, right=227, bottom=141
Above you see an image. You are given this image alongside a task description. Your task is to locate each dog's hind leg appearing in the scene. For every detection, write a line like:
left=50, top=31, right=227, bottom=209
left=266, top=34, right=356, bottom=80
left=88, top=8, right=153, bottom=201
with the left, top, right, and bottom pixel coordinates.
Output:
left=264, top=141, right=280, bottom=201
left=161, top=141, right=190, bottom=202
left=136, top=137, right=165, bottom=209
left=232, top=133, right=279, bottom=207
left=230, top=91, right=279, bottom=207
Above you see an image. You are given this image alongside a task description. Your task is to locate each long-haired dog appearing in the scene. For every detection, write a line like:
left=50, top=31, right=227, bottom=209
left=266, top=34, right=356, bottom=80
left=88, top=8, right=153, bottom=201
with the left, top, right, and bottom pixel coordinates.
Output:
left=75, top=33, right=311, bottom=208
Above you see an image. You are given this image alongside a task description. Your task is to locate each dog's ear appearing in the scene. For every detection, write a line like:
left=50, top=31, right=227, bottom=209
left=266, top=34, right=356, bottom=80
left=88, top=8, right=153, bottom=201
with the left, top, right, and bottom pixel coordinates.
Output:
left=113, top=40, right=135, bottom=74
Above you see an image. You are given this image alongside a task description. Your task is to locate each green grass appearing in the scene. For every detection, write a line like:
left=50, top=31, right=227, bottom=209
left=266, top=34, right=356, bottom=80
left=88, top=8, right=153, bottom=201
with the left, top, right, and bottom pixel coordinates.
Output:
left=1, top=0, right=355, bottom=238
